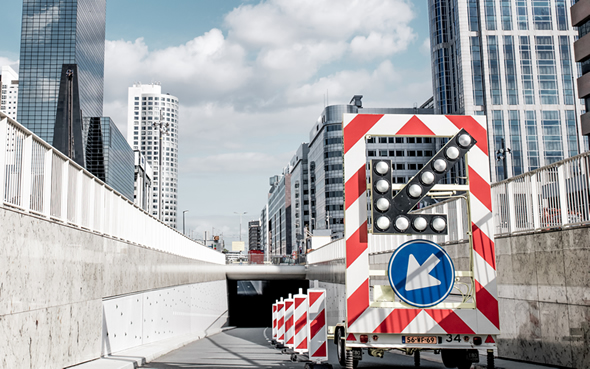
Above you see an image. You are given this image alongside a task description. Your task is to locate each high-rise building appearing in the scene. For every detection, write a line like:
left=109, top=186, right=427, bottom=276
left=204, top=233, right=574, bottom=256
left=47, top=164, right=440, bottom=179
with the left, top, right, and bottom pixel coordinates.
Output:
left=428, top=0, right=583, bottom=181
left=83, top=117, right=134, bottom=201
left=248, top=220, right=261, bottom=251
left=305, top=96, right=435, bottom=240
left=126, top=83, right=179, bottom=228
left=289, top=143, right=309, bottom=253
left=17, top=0, right=106, bottom=145
left=571, top=0, right=590, bottom=137
left=267, top=171, right=290, bottom=256
left=133, top=150, right=153, bottom=212
left=0, top=66, right=19, bottom=120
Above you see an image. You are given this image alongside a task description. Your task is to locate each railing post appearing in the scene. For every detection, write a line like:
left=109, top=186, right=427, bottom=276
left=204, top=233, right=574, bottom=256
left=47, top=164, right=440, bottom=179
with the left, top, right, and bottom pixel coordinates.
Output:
left=60, top=159, right=68, bottom=223
left=42, top=149, right=52, bottom=218
left=506, top=181, right=517, bottom=234
left=557, top=165, right=569, bottom=225
left=20, top=135, right=33, bottom=212
left=0, top=118, right=7, bottom=204
left=87, top=177, right=95, bottom=231
left=530, top=173, right=541, bottom=229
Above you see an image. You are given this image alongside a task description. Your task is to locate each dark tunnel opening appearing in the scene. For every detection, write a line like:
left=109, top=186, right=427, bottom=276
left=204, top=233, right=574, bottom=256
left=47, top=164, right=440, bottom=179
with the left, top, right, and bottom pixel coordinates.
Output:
left=227, top=280, right=309, bottom=327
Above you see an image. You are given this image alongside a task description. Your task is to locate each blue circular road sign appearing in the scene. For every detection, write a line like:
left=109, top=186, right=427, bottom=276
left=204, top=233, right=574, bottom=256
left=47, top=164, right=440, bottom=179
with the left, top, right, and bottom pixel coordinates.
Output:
left=387, top=239, right=455, bottom=308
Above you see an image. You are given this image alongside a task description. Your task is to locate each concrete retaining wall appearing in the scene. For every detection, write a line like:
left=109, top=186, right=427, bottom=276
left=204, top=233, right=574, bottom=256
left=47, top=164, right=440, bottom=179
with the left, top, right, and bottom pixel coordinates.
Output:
left=0, top=206, right=226, bottom=369
left=496, top=227, right=590, bottom=369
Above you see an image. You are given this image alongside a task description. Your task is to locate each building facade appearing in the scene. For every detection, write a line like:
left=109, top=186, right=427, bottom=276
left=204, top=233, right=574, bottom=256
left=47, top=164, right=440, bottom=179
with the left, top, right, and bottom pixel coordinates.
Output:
left=248, top=220, right=261, bottom=251
left=289, top=143, right=310, bottom=254
left=126, top=83, right=179, bottom=228
left=267, top=172, right=291, bottom=256
left=83, top=117, right=134, bottom=201
left=572, top=0, right=590, bottom=137
left=306, top=96, right=435, bottom=240
left=0, top=66, right=19, bottom=120
left=428, top=0, right=584, bottom=181
left=133, top=150, right=153, bottom=212
left=17, top=0, right=106, bottom=144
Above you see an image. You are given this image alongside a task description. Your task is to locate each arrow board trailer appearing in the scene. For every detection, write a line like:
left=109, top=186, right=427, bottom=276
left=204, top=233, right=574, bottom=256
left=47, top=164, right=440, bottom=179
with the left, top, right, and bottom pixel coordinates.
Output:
left=336, top=114, right=499, bottom=369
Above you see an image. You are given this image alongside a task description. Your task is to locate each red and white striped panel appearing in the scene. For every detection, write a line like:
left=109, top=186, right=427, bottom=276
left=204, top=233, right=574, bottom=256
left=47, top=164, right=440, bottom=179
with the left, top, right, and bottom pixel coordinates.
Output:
left=284, top=295, right=295, bottom=348
left=272, top=302, right=277, bottom=340
left=307, top=288, right=328, bottom=362
left=342, top=114, right=499, bottom=336
left=277, top=299, right=285, bottom=343
left=294, top=290, right=308, bottom=353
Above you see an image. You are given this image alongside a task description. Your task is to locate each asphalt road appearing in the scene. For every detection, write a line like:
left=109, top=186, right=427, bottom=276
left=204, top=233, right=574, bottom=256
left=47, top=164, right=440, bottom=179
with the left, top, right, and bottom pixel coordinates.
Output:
left=139, top=327, right=459, bottom=369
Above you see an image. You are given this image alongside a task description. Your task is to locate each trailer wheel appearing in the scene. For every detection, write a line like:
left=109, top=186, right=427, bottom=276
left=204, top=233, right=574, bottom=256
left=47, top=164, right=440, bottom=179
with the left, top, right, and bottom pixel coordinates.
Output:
left=336, top=328, right=346, bottom=367
left=414, top=350, right=420, bottom=367
left=441, top=349, right=458, bottom=368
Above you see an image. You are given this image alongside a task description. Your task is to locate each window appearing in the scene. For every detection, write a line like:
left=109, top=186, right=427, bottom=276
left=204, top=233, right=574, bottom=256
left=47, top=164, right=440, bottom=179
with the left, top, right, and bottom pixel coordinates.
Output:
left=396, top=150, right=404, bottom=156
left=396, top=163, right=405, bottom=170
left=396, top=137, right=404, bottom=143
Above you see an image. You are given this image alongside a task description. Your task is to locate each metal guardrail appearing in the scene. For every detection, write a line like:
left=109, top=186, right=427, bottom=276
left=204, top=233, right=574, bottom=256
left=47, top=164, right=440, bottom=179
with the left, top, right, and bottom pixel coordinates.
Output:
left=0, top=112, right=224, bottom=265
left=491, top=150, right=590, bottom=235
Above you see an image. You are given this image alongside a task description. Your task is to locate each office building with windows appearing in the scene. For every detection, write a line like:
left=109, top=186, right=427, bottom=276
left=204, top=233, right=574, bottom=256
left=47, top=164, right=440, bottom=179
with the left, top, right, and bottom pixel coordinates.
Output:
left=289, top=143, right=310, bottom=254
left=428, top=0, right=584, bottom=181
left=17, top=0, right=106, bottom=144
left=266, top=171, right=291, bottom=257
left=83, top=117, right=134, bottom=201
left=126, top=83, right=179, bottom=228
left=248, top=220, right=262, bottom=251
left=1, top=66, right=19, bottom=120
left=305, top=96, right=435, bottom=240
left=572, top=0, right=590, bottom=137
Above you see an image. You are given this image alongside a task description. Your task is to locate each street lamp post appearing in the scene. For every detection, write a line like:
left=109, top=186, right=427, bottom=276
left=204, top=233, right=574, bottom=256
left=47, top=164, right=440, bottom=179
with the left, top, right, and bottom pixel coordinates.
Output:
left=234, top=211, right=247, bottom=242
left=183, top=210, right=189, bottom=235
left=153, top=110, right=170, bottom=221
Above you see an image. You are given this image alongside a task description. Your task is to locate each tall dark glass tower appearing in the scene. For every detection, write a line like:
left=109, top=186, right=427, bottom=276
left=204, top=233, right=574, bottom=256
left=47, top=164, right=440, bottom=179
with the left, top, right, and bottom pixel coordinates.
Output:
left=17, top=0, right=106, bottom=145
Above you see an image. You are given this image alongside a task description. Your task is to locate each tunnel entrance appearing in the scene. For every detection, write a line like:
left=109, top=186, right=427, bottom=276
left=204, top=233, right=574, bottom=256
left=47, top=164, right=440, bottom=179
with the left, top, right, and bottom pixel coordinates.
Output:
left=227, top=280, right=309, bottom=327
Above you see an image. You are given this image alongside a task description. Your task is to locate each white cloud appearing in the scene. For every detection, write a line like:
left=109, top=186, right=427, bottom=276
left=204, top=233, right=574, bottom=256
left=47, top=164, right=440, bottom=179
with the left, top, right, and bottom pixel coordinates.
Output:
left=182, top=151, right=293, bottom=176
left=0, top=57, right=19, bottom=73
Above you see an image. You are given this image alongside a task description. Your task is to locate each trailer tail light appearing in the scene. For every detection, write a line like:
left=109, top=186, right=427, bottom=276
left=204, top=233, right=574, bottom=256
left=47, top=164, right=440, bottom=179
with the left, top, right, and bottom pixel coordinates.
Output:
left=473, top=337, right=482, bottom=345
left=360, top=335, right=369, bottom=343
left=373, top=335, right=379, bottom=342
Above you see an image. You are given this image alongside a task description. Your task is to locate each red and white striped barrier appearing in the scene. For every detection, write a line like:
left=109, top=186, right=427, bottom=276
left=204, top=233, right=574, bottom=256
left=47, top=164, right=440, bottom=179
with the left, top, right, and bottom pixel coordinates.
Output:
left=307, top=288, right=328, bottom=362
left=277, top=298, right=285, bottom=344
left=284, top=294, right=295, bottom=349
left=293, top=289, right=308, bottom=353
left=272, top=302, right=277, bottom=341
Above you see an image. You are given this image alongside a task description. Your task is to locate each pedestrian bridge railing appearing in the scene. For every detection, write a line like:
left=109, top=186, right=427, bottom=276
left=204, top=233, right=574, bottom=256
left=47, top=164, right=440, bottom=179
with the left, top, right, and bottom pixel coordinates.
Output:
left=0, top=111, right=223, bottom=265
left=492, top=150, right=590, bottom=236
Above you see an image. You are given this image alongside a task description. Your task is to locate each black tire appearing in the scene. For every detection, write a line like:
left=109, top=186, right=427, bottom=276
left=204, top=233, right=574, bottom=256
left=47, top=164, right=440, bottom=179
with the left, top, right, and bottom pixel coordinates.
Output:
left=457, top=362, right=472, bottom=369
left=353, top=359, right=359, bottom=368
left=414, top=350, right=420, bottom=367
left=336, top=328, right=346, bottom=367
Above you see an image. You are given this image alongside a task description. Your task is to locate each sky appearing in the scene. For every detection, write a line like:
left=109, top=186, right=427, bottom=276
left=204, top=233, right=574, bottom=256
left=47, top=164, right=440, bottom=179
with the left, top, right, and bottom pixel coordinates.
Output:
left=0, top=0, right=433, bottom=247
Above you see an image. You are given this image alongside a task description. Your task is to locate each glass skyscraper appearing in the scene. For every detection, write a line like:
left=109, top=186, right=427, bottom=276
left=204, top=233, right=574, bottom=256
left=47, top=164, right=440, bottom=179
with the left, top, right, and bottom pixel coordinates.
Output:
left=17, top=0, right=106, bottom=145
left=428, top=0, right=584, bottom=182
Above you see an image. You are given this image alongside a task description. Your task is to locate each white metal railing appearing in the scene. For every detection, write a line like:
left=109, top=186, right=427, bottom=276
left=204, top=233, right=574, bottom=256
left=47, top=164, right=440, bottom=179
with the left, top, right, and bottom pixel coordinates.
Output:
left=306, top=238, right=345, bottom=265
left=492, top=151, right=590, bottom=235
left=0, top=112, right=224, bottom=265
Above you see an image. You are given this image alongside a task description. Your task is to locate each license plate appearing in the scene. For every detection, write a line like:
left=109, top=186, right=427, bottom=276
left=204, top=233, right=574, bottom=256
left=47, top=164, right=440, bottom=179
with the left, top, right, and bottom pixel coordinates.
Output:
left=402, top=336, right=438, bottom=344
left=352, top=348, right=362, bottom=360
left=467, top=350, right=479, bottom=362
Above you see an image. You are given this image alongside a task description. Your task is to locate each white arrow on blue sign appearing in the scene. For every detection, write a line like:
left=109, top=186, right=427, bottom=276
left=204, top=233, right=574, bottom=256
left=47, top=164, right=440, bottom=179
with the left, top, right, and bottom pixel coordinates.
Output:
left=387, top=239, right=455, bottom=308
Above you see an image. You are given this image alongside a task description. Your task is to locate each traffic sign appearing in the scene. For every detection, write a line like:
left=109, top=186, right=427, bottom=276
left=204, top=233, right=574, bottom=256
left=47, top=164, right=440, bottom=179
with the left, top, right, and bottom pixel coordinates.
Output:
left=387, top=239, right=455, bottom=308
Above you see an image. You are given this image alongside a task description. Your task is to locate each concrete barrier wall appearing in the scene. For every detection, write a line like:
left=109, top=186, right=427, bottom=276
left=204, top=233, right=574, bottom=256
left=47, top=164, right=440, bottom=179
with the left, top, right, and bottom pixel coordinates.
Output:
left=496, top=227, right=590, bottom=369
left=0, top=207, right=226, bottom=369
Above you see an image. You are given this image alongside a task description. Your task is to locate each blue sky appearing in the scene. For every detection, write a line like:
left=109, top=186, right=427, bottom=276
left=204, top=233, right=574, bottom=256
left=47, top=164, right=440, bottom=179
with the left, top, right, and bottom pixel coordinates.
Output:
left=1, top=0, right=433, bottom=247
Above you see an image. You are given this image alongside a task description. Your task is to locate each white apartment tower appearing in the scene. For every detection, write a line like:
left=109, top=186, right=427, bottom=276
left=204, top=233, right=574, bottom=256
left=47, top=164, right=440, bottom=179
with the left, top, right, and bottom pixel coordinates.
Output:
left=127, top=83, right=179, bottom=228
left=428, top=0, right=584, bottom=182
left=0, top=66, right=19, bottom=120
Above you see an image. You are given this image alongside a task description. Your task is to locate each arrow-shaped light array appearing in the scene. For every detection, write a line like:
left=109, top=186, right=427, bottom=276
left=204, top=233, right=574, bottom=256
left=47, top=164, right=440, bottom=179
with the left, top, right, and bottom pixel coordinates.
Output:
left=370, top=129, right=476, bottom=235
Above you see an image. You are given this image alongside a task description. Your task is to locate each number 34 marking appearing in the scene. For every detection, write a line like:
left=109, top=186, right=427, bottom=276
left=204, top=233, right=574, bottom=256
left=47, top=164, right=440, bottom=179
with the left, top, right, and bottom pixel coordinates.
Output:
left=446, top=334, right=461, bottom=343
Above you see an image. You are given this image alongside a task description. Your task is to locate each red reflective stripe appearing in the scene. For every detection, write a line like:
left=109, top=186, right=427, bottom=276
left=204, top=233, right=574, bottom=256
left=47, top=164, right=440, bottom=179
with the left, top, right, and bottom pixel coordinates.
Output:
left=346, top=221, right=368, bottom=268
left=295, top=297, right=305, bottom=309
left=297, top=340, right=308, bottom=350
left=395, top=115, right=435, bottom=136
left=426, top=310, right=475, bottom=334
left=472, top=223, right=496, bottom=270
left=287, top=337, right=293, bottom=345
left=373, top=309, right=422, bottom=333
left=286, top=301, right=293, bottom=310
left=310, top=309, right=325, bottom=339
left=311, top=342, right=326, bottom=357
left=295, top=314, right=307, bottom=334
left=347, top=278, right=370, bottom=327
left=475, top=280, right=500, bottom=329
left=343, top=114, right=383, bottom=153
left=446, top=115, right=488, bottom=155
left=468, top=166, right=492, bottom=211
left=309, top=291, right=322, bottom=308
left=345, top=164, right=366, bottom=209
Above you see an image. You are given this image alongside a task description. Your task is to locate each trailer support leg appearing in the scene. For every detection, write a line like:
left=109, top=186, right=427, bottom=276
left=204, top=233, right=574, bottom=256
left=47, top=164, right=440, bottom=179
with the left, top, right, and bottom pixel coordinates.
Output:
left=487, top=350, right=495, bottom=369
